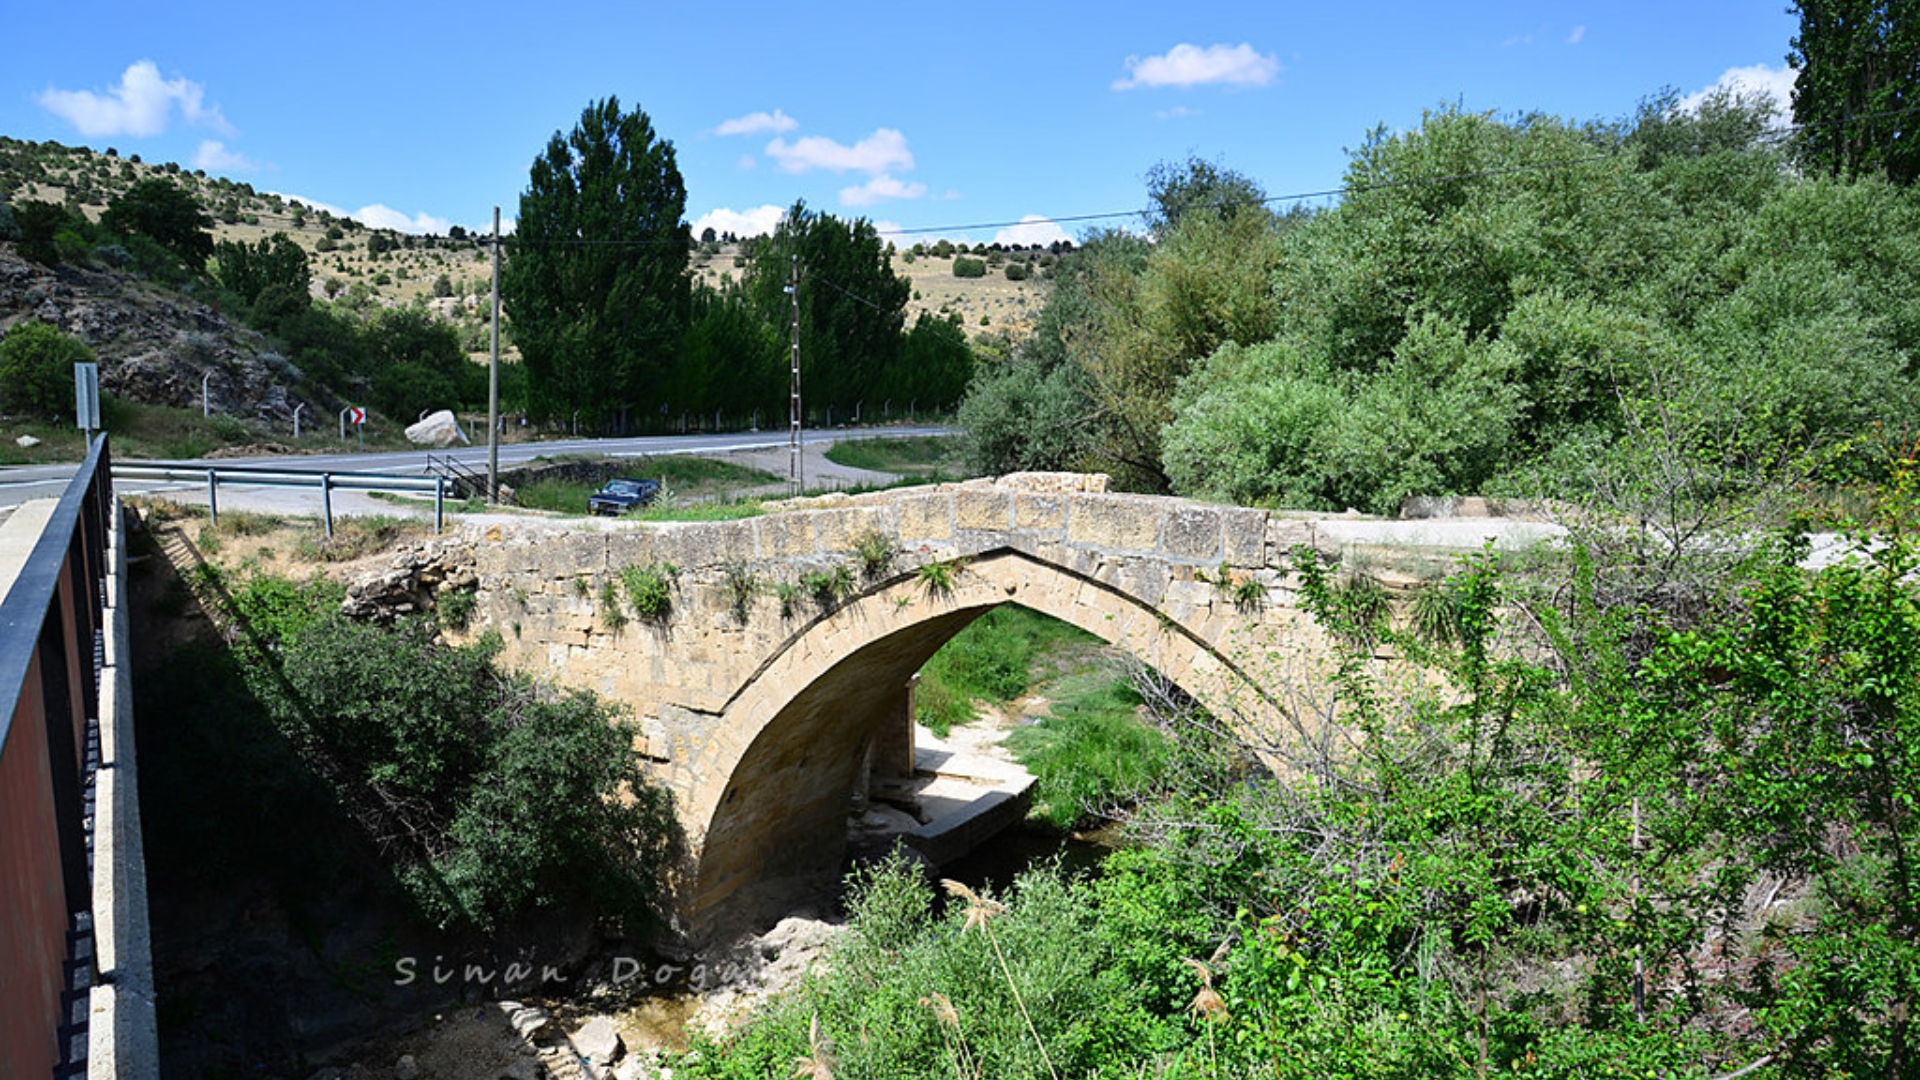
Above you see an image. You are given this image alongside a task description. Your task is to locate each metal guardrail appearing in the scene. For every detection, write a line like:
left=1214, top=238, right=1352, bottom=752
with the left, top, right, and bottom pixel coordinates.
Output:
left=112, top=462, right=454, bottom=535
left=0, top=434, right=112, bottom=1078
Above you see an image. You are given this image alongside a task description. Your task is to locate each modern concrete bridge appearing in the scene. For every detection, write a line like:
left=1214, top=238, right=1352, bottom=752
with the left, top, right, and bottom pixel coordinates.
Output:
left=377, top=473, right=1560, bottom=939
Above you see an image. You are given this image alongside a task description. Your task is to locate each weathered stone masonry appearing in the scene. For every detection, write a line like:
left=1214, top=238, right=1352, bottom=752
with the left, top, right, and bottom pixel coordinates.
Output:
left=388, top=473, right=1348, bottom=938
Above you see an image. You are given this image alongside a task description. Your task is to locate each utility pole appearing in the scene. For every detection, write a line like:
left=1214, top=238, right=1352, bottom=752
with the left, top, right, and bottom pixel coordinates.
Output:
left=786, top=254, right=803, bottom=497
left=486, top=206, right=502, bottom=503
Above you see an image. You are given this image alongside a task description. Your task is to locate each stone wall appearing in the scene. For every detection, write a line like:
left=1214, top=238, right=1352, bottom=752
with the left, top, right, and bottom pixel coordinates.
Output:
left=381, top=473, right=1348, bottom=936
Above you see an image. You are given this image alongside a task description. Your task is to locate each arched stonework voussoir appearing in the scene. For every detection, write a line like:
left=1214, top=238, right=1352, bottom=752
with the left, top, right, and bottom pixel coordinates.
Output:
left=683, top=545, right=1310, bottom=936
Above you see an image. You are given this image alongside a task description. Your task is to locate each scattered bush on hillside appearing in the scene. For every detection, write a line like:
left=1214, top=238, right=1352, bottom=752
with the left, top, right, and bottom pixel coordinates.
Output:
left=952, top=256, right=987, bottom=279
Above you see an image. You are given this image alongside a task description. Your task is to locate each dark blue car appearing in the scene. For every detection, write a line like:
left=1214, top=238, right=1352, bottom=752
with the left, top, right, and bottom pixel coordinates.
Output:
left=587, top=477, right=662, bottom=516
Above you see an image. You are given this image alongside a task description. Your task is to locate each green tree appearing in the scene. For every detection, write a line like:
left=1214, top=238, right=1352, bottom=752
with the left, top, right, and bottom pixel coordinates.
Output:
left=0, top=321, right=91, bottom=417
left=100, top=177, right=214, bottom=269
left=503, top=97, right=691, bottom=430
left=364, top=308, right=481, bottom=418
left=10, top=199, right=85, bottom=266
left=214, top=232, right=312, bottom=330
left=1143, top=155, right=1269, bottom=235
left=743, top=201, right=909, bottom=419
left=675, top=278, right=781, bottom=421
left=1790, top=0, right=1920, bottom=183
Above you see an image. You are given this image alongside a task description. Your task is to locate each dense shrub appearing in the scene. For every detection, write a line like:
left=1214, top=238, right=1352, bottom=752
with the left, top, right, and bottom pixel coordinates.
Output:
left=951, top=255, right=987, bottom=278
left=215, top=572, right=680, bottom=933
left=0, top=321, right=92, bottom=417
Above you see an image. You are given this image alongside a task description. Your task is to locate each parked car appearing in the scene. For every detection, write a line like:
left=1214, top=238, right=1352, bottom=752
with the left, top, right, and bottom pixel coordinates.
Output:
left=588, top=477, right=662, bottom=516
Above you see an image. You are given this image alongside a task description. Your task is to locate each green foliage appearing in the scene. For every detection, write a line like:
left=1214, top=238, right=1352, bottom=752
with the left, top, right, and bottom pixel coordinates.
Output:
left=101, top=177, right=214, bottom=270
left=800, top=563, right=854, bottom=610
left=1159, top=105, right=1920, bottom=512
left=743, top=202, right=913, bottom=422
left=958, top=355, right=1093, bottom=477
left=1002, top=259, right=1031, bottom=282
left=503, top=97, right=691, bottom=429
left=915, top=556, right=961, bottom=598
left=852, top=529, right=894, bottom=580
left=618, top=561, right=676, bottom=622
left=721, top=562, right=758, bottom=625
left=599, top=579, right=627, bottom=630
left=951, top=255, right=987, bottom=278
left=1006, top=671, right=1169, bottom=827
left=774, top=579, right=802, bottom=619
left=0, top=321, right=92, bottom=417
left=914, top=605, right=1097, bottom=735
left=436, top=587, right=477, bottom=631
left=198, top=576, right=681, bottom=933
left=11, top=199, right=87, bottom=266
left=1790, top=0, right=1920, bottom=183
left=213, top=232, right=312, bottom=325
left=364, top=308, right=481, bottom=416
left=679, top=861, right=1151, bottom=1080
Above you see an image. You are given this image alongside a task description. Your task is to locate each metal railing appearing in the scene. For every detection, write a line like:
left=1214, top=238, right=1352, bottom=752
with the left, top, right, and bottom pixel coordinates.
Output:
left=0, top=434, right=113, bottom=1078
left=112, top=462, right=455, bottom=535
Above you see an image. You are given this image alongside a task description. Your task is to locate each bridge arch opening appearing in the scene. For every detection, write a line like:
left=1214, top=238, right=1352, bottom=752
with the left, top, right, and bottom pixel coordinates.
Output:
left=685, top=547, right=1272, bottom=939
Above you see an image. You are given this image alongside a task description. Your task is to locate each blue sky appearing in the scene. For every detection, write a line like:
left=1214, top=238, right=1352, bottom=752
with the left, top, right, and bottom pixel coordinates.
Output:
left=5, top=1, right=1800, bottom=245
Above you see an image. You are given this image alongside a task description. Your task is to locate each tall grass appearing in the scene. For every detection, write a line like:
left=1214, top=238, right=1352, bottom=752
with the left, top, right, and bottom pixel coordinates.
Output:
left=1005, top=670, right=1170, bottom=828
left=915, top=605, right=1097, bottom=736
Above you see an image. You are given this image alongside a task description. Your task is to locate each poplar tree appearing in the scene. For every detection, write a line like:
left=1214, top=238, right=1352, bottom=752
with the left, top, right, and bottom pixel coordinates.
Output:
left=503, top=97, right=690, bottom=430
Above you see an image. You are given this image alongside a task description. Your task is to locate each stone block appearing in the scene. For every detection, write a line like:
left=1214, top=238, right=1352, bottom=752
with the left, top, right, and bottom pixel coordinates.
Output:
left=1012, top=493, right=1066, bottom=532
left=954, top=489, right=1013, bottom=532
left=1159, top=505, right=1223, bottom=562
left=812, top=508, right=887, bottom=554
left=893, top=493, right=954, bottom=541
left=1067, top=494, right=1160, bottom=551
left=1267, top=515, right=1313, bottom=557
left=650, top=522, right=754, bottom=568
left=1224, top=508, right=1272, bottom=567
left=756, top=513, right=812, bottom=558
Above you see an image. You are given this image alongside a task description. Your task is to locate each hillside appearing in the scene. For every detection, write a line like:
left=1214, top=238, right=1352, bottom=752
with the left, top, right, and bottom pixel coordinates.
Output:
left=2, top=137, right=1047, bottom=349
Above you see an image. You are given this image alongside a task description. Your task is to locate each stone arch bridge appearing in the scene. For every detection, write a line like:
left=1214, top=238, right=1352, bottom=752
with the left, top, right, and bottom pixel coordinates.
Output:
left=384, top=474, right=1411, bottom=939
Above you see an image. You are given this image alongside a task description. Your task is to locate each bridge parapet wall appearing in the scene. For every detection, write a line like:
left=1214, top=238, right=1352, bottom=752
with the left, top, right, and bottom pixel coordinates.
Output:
left=458, top=475, right=1327, bottom=747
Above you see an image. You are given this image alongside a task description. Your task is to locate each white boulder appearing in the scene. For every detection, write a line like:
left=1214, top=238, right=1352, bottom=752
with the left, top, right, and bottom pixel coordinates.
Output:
left=405, top=409, right=468, bottom=447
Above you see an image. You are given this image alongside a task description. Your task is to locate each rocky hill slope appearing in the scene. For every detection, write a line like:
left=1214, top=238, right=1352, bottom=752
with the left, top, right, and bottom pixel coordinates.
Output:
left=0, top=243, right=313, bottom=423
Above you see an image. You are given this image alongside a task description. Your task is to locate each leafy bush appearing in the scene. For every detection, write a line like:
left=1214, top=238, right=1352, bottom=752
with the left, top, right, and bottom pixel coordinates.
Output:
left=619, top=561, right=677, bottom=622
left=952, top=255, right=987, bottom=278
left=801, top=564, right=854, bottom=610
left=1003, top=259, right=1031, bottom=281
left=0, top=321, right=93, bottom=417
left=205, top=575, right=679, bottom=933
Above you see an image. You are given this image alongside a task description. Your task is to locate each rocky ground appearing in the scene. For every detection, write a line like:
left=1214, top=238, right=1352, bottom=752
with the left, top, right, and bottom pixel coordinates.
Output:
left=0, top=245, right=315, bottom=422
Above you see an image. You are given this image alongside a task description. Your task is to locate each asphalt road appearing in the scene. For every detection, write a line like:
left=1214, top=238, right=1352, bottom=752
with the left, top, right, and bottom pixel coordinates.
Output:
left=0, top=426, right=955, bottom=513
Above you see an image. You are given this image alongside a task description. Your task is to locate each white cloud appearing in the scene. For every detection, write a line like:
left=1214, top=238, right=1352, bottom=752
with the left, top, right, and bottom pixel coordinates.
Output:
left=715, top=109, right=798, bottom=136
left=993, top=216, right=1071, bottom=248
left=192, top=140, right=258, bottom=174
left=1567, top=25, right=1587, bottom=45
left=766, top=128, right=913, bottom=174
left=737, top=154, right=758, bottom=170
left=1156, top=105, right=1202, bottom=120
left=1502, top=33, right=1534, bottom=48
left=353, top=204, right=453, bottom=235
left=36, top=60, right=233, bottom=138
left=691, top=204, right=786, bottom=239
left=1680, top=62, right=1797, bottom=122
left=1112, top=43, right=1279, bottom=91
left=840, top=174, right=928, bottom=207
